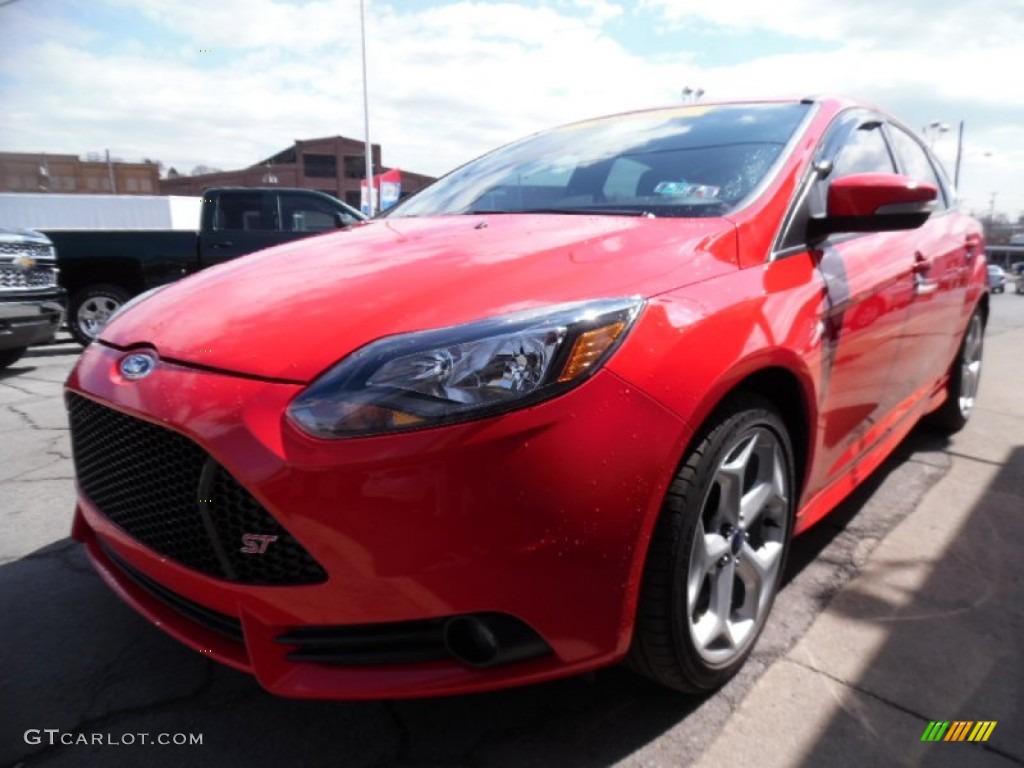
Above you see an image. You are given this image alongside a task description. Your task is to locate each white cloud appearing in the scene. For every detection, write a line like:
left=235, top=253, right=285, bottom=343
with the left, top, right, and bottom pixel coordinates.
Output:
left=0, top=0, right=1021, bottom=215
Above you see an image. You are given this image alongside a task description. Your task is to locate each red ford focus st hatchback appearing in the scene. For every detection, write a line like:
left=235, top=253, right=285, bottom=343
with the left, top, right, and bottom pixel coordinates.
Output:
left=66, top=97, right=987, bottom=699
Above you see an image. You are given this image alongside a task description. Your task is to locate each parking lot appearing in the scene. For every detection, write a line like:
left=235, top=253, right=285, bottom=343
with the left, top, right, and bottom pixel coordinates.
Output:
left=2, top=292, right=1023, bottom=767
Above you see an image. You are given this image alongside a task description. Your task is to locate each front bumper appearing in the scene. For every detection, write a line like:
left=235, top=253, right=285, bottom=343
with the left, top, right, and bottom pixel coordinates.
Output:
left=67, top=341, right=687, bottom=699
left=0, top=292, right=65, bottom=350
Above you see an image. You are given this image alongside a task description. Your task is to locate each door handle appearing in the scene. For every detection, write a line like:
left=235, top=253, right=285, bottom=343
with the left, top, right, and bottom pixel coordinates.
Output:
left=211, top=241, right=234, bottom=249
left=911, top=252, right=932, bottom=275
left=964, top=233, right=982, bottom=258
left=913, top=252, right=938, bottom=295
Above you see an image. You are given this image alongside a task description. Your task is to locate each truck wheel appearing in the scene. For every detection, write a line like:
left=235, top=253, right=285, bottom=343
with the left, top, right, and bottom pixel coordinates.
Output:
left=0, top=347, right=28, bottom=370
left=69, top=285, right=131, bottom=346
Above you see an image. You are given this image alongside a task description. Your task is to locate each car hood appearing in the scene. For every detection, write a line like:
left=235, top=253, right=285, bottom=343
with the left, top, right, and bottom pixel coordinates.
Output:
left=101, top=214, right=738, bottom=382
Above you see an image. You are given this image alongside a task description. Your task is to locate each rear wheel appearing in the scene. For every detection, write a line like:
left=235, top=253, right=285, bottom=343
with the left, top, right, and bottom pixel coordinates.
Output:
left=0, top=347, right=28, bottom=370
left=929, top=309, right=984, bottom=433
left=69, top=284, right=131, bottom=346
left=629, top=395, right=795, bottom=693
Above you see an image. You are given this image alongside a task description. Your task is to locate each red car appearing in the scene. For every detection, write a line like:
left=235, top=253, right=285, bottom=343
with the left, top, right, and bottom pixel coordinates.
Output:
left=66, top=97, right=987, bottom=699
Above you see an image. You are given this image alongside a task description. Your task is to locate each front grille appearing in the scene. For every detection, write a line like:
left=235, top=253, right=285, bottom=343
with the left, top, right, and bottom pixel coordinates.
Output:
left=102, top=543, right=244, bottom=643
left=68, top=393, right=327, bottom=586
left=0, top=264, right=58, bottom=289
left=0, top=242, right=52, bottom=259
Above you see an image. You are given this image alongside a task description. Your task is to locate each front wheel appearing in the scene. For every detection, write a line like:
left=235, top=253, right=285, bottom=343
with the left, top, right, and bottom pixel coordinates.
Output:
left=928, top=309, right=984, bottom=433
left=68, top=284, right=131, bottom=346
left=629, top=395, right=795, bottom=693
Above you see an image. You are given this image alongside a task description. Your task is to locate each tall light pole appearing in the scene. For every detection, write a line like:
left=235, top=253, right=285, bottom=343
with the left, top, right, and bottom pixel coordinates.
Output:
left=360, top=0, right=374, bottom=215
left=953, top=120, right=964, bottom=188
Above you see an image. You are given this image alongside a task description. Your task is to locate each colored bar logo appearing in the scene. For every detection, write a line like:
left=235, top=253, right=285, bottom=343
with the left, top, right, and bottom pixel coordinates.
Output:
left=921, top=721, right=996, bottom=742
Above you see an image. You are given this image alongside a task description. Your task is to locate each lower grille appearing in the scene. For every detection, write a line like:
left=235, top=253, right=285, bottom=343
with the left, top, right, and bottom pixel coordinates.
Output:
left=68, top=393, right=327, bottom=586
left=103, top=543, right=244, bottom=643
left=0, top=264, right=58, bottom=289
left=277, top=613, right=552, bottom=668
left=277, top=620, right=450, bottom=665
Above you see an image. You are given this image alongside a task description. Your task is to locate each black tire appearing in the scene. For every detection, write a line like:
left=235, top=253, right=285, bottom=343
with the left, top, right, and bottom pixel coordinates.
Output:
left=928, top=308, right=984, bottom=433
left=68, top=284, right=131, bottom=346
left=0, top=346, right=28, bottom=370
left=629, top=394, right=795, bottom=693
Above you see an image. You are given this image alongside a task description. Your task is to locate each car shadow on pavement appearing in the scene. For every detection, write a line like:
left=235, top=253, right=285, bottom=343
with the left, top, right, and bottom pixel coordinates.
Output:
left=0, top=536, right=707, bottom=768
left=791, top=444, right=1024, bottom=767
left=0, top=425, right=956, bottom=768
left=784, top=426, right=953, bottom=586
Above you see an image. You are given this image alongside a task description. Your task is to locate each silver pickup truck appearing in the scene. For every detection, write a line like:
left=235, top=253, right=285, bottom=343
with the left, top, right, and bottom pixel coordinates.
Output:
left=0, top=227, right=65, bottom=369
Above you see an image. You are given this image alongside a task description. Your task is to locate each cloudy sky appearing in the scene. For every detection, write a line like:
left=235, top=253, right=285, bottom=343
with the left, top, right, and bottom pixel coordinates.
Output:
left=2, top=0, right=1022, bottom=217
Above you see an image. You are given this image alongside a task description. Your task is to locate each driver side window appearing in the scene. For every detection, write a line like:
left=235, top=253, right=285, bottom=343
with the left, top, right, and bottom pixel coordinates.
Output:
left=775, top=119, right=896, bottom=254
left=832, top=124, right=896, bottom=177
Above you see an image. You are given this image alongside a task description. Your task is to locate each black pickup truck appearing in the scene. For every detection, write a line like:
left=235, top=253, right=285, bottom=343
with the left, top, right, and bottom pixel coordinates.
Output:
left=44, top=188, right=364, bottom=344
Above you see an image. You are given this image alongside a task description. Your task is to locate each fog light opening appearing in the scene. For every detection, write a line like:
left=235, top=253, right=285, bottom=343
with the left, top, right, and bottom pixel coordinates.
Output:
left=444, top=616, right=500, bottom=667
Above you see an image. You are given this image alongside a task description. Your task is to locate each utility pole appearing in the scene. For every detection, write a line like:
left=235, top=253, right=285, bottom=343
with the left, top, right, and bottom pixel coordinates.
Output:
left=953, top=120, right=964, bottom=188
left=105, top=149, right=117, bottom=193
left=360, top=0, right=374, bottom=216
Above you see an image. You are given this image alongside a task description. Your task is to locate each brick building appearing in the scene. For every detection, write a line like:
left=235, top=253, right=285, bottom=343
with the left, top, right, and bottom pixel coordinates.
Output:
left=159, top=135, right=436, bottom=208
left=0, top=152, right=161, bottom=195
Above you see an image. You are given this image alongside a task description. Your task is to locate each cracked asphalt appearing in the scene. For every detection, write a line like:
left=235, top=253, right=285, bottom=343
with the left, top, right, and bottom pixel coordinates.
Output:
left=3, top=291, right=1023, bottom=768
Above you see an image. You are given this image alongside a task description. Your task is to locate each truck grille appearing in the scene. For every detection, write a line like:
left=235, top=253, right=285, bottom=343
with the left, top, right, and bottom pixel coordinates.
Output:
left=67, top=393, right=327, bottom=586
left=0, top=264, right=58, bottom=289
left=0, top=242, right=52, bottom=259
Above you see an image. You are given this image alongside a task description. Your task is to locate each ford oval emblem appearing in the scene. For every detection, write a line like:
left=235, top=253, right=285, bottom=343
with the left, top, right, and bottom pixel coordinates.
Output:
left=120, top=352, right=157, bottom=380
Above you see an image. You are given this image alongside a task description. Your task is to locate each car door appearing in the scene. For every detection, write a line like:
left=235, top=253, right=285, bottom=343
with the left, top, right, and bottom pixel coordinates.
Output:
left=199, top=190, right=278, bottom=267
left=884, top=124, right=975, bottom=394
left=776, top=113, right=918, bottom=495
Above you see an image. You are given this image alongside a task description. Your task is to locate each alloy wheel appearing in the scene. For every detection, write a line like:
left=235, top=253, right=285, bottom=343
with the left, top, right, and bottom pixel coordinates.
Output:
left=958, top=313, right=983, bottom=418
left=686, top=426, right=790, bottom=665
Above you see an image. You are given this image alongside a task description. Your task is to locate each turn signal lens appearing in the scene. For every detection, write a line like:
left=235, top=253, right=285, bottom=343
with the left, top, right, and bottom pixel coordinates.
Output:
left=558, top=321, right=627, bottom=382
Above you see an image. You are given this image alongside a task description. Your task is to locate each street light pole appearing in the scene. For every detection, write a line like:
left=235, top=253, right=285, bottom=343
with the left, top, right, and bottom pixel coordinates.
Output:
left=360, top=0, right=374, bottom=215
left=953, top=120, right=964, bottom=188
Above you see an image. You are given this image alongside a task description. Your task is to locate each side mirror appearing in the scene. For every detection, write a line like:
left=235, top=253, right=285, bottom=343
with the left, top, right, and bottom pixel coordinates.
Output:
left=809, top=173, right=937, bottom=242
left=334, top=212, right=353, bottom=229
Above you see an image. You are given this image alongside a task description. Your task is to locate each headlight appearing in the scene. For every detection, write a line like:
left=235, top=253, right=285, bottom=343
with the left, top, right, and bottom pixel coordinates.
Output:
left=287, top=297, right=644, bottom=438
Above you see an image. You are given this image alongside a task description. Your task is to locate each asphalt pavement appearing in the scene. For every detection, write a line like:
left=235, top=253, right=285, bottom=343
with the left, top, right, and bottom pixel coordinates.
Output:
left=1, top=291, right=1023, bottom=767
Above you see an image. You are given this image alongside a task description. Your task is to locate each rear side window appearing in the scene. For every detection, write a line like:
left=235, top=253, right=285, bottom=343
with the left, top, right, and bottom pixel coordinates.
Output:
left=886, top=127, right=948, bottom=211
left=214, top=193, right=270, bottom=231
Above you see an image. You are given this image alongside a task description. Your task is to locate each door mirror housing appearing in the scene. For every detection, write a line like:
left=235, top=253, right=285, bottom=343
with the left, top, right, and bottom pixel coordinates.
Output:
left=809, top=173, right=937, bottom=242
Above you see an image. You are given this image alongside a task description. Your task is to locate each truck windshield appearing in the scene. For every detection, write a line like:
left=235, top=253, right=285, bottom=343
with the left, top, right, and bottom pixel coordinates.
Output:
left=387, top=102, right=810, bottom=219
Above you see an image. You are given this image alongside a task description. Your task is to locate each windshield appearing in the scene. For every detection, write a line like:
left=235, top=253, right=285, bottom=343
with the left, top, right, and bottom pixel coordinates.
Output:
left=387, top=103, right=810, bottom=219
